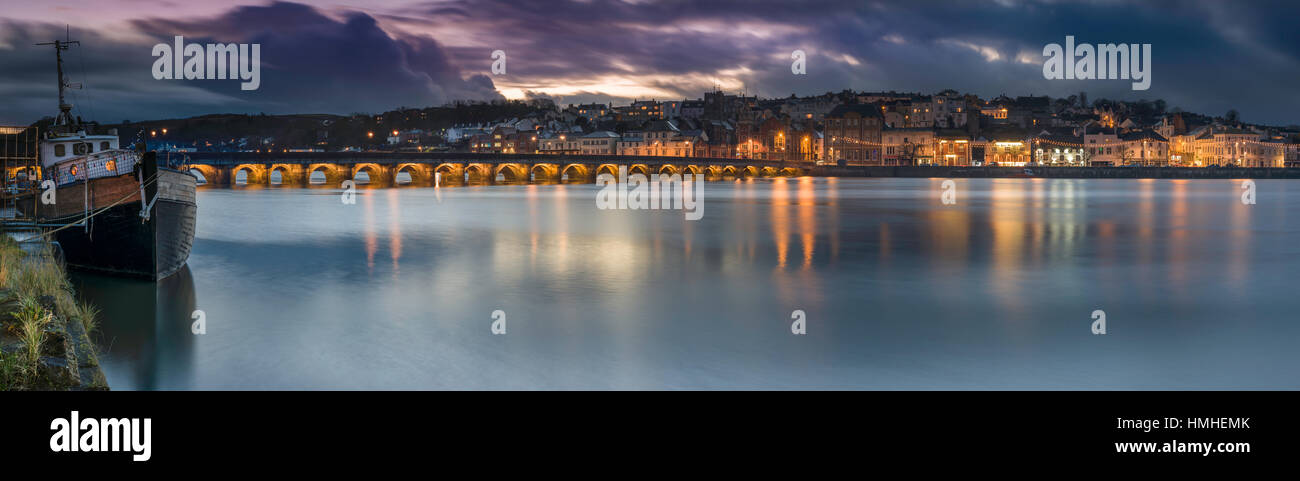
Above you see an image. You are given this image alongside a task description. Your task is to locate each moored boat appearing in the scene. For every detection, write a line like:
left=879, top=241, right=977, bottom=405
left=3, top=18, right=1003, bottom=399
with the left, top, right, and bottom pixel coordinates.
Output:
left=1008, top=168, right=1038, bottom=178
left=16, top=38, right=196, bottom=280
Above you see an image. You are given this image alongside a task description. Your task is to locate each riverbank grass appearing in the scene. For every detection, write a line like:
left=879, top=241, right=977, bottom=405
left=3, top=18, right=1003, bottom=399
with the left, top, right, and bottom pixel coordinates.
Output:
left=0, top=236, right=106, bottom=390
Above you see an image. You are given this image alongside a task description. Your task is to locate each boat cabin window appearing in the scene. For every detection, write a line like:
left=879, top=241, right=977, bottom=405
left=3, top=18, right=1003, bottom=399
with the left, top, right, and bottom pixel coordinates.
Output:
left=100, top=141, right=110, bottom=151
left=54, top=144, right=66, bottom=156
left=73, top=143, right=88, bottom=155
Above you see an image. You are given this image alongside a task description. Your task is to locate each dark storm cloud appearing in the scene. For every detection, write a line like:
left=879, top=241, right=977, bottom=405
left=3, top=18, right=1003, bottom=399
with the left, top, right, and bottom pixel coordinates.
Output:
left=0, top=1, right=501, bottom=124
left=416, top=0, right=1300, bottom=124
left=3, top=0, right=1298, bottom=125
left=130, top=1, right=503, bottom=113
left=0, top=20, right=233, bottom=125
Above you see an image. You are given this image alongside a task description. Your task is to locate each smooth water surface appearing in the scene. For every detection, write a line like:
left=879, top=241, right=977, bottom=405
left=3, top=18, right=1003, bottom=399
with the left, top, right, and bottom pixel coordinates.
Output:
left=74, top=178, right=1300, bottom=389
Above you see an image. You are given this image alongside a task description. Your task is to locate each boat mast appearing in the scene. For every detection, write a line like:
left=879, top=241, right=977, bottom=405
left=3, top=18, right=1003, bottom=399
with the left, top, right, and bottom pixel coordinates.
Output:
left=35, top=32, right=80, bottom=134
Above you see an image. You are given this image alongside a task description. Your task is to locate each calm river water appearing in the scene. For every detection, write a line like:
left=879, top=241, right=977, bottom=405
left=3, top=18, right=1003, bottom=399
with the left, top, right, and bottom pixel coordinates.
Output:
left=72, top=177, right=1300, bottom=389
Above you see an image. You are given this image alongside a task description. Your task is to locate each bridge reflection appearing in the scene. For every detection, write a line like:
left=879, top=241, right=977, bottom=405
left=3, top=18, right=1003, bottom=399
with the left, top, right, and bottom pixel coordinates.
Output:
left=181, top=152, right=807, bottom=187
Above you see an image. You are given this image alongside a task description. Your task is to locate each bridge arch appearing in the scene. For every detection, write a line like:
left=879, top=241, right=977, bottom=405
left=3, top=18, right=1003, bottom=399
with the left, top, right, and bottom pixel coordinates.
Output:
left=233, top=164, right=269, bottom=185
left=396, top=163, right=434, bottom=186
left=742, top=166, right=759, bottom=178
left=682, top=165, right=702, bottom=176
left=658, top=164, right=679, bottom=176
left=434, top=163, right=464, bottom=186
left=269, top=163, right=306, bottom=186
left=704, top=166, right=723, bottom=178
left=308, top=163, right=345, bottom=186
left=464, top=163, right=493, bottom=183
left=628, top=164, right=650, bottom=177
left=760, top=166, right=778, bottom=177
left=595, top=163, right=620, bottom=180
left=495, top=163, right=529, bottom=183
left=722, top=165, right=738, bottom=177
left=779, top=167, right=802, bottom=177
left=530, top=163, right=560, bottom=182
left=188, top=164, right=218, bottom=185
left=561, top=163, right=590, bottom=182
left=350, top=163, right=393, bottom=186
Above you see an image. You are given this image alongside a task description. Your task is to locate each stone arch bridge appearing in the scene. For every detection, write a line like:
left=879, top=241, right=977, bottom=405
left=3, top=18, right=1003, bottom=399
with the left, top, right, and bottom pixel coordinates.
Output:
left=180, top=152, right=808, bottom=187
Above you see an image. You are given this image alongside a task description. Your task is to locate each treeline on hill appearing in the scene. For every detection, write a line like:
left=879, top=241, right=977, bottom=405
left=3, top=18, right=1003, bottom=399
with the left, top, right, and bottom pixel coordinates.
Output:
left=25, top=96, right=1298, bottom=151
left=27, top=100, right=549, bottom=150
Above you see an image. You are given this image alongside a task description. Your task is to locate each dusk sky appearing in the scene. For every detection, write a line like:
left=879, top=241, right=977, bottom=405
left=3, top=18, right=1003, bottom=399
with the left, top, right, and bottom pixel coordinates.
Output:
left=2, top=0, right=1298, bottom=125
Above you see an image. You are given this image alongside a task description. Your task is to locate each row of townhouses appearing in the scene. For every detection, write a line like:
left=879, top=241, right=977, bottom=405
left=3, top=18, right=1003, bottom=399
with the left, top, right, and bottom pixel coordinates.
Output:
left=444, top=89, right=1300, bottom=168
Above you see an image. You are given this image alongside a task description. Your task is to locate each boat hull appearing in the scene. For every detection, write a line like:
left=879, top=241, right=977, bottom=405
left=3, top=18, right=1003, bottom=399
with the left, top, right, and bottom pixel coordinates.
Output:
left=20, top=154, right=197, bottom=280
left=48, top=195, right=196, bottom=280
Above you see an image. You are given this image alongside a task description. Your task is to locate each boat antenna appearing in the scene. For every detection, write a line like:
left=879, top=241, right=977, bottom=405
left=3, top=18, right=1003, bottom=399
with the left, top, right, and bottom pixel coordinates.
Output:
left=35, top=27, right=82, bottom=134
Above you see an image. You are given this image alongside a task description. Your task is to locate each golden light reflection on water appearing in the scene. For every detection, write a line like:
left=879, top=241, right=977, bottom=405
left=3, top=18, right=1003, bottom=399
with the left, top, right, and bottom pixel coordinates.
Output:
left=927, top=178, right=970, bottom=271
left=826, top=177, right=840, bottom=262
left=989, top=180, right=1028, bottom=321
left=387, top=188, right=402, bottom=276
left=1228, top=180, right=1253, bottom=289
left=798, top=177, right=816, bottom=270
left=553, top=184, right=569, bottom=267
left=1167, top=180, right=1189, bottom=290
left=1137, top=178, right=1155, bottom=274
left=766, top=177, right=820, bottom=271
left=769, top=177, right=825, bottom=311
left=729, top=178, right=758, bottom=264
left=527, top=184, right=539, bottom=262
left=363, top=189, right=376, bottom=273
left=351, top=177, right=1260, bottom=336
left=772, top=177, right=789, bottom=269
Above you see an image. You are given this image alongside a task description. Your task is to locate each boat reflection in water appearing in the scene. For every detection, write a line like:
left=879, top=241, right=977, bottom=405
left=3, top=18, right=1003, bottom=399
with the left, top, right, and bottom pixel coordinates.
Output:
left=71, top=266, right=197, bottom=390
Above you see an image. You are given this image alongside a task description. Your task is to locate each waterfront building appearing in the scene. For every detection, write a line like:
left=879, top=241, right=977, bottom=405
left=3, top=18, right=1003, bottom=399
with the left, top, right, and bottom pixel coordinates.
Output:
left=579, top=131, right=619, bottom=155
left=538, top=132, right=581, bottom=154
left=1119, top=130, right=1170, bottom=166
left=934, top=130, right=972, bottom=166
left=824, top=103, right=884, bottom=165
left=632, top=119, right=693, bottom=157
left=974, top=128, right=1033, bottom=166
left=1286, top=143, right=1300, bottom=167
left=881, top=127, right=935, bottom=165
left=1084, top=125, right=1122, bottom=166
left=1032, top=131, right=1088, bottom=166
left=617, top=131, right=645, bottom=156
left=1193, top=126, right=1265, bottom=166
